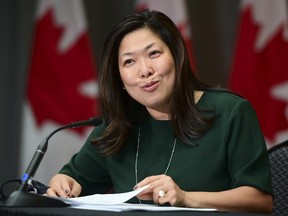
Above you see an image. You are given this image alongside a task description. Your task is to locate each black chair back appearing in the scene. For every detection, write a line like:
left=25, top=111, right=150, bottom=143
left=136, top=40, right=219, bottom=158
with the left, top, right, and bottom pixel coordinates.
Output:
left=268, top=140, right=288, bottom=216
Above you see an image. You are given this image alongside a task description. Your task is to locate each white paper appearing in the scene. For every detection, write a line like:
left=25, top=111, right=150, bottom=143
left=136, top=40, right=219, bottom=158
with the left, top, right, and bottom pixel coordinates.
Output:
left=71, top=203, right=217, bottom=212
left=60, top=185, right=217, bottom=212
left=61, top=184, right=149, bottom=205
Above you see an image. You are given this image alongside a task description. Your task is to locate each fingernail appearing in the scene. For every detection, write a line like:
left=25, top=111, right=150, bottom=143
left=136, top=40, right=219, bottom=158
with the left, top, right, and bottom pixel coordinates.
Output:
left=133, top=185, right=138, bottom=190
left=64, top=189, right=70, bottom=194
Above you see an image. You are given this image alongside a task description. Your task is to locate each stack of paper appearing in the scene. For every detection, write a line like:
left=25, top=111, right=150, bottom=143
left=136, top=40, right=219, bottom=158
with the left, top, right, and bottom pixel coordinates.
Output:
left=60, top=185, right=217, bottom=212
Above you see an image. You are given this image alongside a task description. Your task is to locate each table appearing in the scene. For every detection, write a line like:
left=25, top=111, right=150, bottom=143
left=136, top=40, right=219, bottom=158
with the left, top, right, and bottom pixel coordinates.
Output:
left=0, top=207, right=271, bottom=216
left=0, top=193, right=271, bottom=216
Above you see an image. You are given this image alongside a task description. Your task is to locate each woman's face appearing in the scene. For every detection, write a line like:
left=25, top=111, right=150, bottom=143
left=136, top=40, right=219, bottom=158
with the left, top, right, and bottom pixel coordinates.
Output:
left=118, top=28, right=175, bottom=120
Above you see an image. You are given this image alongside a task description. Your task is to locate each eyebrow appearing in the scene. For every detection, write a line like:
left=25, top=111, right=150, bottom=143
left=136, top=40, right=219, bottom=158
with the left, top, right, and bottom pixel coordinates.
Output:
left=120, top=42, right=156, bottom=57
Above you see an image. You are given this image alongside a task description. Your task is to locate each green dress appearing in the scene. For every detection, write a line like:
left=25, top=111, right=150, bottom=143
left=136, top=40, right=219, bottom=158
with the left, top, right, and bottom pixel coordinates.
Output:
left=59, top=91, right=273, bottom=203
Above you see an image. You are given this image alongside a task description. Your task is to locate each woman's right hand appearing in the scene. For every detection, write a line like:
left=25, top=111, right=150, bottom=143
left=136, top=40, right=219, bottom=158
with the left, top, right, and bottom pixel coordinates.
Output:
left=46, top=174, right=82, bottom=198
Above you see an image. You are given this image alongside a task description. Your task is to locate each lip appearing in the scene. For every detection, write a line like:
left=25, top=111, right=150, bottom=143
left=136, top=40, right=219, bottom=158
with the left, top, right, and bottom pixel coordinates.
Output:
left=142, top=80, right=160, bottom=92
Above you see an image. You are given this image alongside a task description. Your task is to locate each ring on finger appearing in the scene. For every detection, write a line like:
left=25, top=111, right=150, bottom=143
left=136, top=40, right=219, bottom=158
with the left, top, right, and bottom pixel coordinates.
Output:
left=158, top=190, right=165, bottom=197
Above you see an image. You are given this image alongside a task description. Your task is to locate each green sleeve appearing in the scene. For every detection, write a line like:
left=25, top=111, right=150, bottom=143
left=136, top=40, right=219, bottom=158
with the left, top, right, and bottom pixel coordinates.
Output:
left=226, top=99, right=273, bottom=195
left=59, top=124, right=113, bottom=196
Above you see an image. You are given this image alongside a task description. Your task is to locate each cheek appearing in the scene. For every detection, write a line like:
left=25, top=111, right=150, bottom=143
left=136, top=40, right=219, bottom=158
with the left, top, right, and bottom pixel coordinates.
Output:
left=120, top=70, right=137, bottom=87
left=157, top=56, right=175, bottom=75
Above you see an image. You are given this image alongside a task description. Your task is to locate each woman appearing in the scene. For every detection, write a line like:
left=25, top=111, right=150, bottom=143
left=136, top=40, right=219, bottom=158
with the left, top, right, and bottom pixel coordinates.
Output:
left=47, top=10, right=273, bottom=213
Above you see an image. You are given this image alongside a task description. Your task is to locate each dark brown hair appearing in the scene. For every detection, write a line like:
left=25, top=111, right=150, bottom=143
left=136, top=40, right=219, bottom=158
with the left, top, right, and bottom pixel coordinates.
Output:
left=92, top=9, right=214, bottom=156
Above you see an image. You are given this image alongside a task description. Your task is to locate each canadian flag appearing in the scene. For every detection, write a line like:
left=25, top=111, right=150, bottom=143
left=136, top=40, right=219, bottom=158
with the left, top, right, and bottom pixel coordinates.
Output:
left=135, top=0, right=195, bottom=70
left=21, top=0, right=99, bottom=183
left=229, top=0, right=288, bottom=148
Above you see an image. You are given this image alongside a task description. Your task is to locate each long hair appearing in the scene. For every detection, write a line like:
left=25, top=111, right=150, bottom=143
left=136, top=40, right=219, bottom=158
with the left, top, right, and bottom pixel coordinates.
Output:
left=92, top=10, right=214, bottom=156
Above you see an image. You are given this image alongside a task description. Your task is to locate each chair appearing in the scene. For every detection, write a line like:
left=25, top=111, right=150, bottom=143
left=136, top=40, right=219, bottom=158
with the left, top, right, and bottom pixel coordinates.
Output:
left=268, top=140, right=288, bottom=216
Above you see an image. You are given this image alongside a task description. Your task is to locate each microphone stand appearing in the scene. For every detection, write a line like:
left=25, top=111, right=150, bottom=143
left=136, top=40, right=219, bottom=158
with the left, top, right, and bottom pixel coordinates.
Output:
left=4, top=117, right=102, bottom=207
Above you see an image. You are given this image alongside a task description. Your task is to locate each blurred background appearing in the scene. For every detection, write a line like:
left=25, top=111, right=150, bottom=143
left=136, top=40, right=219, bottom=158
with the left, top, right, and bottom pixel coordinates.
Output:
left=0, top=0, right=287, bottom=193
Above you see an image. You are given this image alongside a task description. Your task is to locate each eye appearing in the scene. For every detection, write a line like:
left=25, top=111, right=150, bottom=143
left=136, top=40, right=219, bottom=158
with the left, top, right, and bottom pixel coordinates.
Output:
left=123, top=59, right=134, bottom=66
left=149, top=50, right=161, bottom=58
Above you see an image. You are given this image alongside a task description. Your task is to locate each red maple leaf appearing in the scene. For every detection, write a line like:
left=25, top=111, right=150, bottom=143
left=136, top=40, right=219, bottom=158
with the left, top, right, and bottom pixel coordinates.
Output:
left=28, top=9, right=100, bottom=134
left=230, top=7, right=288, bottom=145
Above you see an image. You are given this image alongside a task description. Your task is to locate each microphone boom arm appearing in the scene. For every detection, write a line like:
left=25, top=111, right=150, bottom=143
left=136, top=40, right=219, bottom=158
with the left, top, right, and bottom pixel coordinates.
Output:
left=18, top=124, right=71, bottom=192
left=4, top=116, right=102, bottom=207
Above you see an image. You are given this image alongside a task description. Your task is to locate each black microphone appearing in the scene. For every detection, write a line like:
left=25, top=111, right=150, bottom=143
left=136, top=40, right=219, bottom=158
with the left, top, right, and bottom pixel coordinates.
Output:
left=70, top=116, right=103, bottom=128
left=4, top=116, right=103, bottom=207
left=19, top=116, right=103, bottom=192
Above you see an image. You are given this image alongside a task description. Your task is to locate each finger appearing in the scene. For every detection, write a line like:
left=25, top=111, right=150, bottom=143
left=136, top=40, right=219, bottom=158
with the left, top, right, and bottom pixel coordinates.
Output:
left=46, top=188, right=58, bottom=197
left=158, top=188, right=181, bottom=206
left=158, top=196, right=171, bottom=206
left=69, top=182, right=82, bottom=197
left=49, top=182, right=70, bottom=198
left=136, top=184, right=154, bottom=200
left=158, top=189, right=171, bottom=205
left=46, top=187, right=67, bottom=198
left=136, top=193, right=153, bottom=200
left=134, top=175, right=163, bottom=189
left=151, top=187, right=164, bottom=204
left=155, top=187, right=174, bottom=206
left=56, top=188, right=69, bottom=198
left=60, top=181, right=72, bottom=197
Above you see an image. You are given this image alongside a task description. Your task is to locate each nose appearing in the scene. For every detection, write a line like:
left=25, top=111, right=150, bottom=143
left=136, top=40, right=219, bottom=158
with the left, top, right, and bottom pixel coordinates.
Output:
left=139, top=59, right=154, bottom=78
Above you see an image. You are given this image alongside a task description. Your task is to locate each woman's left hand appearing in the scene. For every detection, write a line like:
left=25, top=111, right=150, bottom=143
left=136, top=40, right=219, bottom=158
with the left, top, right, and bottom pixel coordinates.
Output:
left=135, top=174, right=186, bottom=206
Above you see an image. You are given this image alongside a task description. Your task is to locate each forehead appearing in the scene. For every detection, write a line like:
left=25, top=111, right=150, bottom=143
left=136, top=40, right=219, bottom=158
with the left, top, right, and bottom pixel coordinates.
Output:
left=121, top=28, right=162, bottom=45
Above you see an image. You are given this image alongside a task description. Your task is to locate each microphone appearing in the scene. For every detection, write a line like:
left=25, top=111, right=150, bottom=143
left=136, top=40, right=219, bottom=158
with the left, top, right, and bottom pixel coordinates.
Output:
left=4, top=116, right=103, bottom=207
left=70, top=116, right=103, bottom=128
